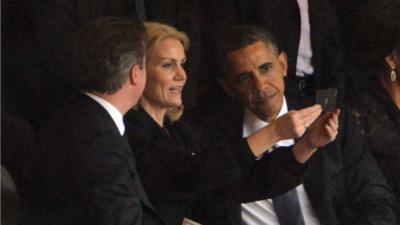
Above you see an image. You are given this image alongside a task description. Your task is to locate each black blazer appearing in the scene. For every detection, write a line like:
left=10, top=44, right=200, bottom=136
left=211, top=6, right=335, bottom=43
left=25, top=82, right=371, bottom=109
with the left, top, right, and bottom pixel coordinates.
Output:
left=124, top=107, right=205, bottom=225
left=29, top=93, right=164, bottom=225
left=186, top=95, right=396, bottom=225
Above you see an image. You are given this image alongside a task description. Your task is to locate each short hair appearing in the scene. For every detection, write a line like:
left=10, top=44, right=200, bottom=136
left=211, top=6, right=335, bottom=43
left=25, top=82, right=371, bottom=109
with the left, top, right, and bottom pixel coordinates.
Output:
left=144, top=21, right=189, bottom=51
left=215, top=25, right=279, bottom=78
left=73, top=17, right=145, bottom=94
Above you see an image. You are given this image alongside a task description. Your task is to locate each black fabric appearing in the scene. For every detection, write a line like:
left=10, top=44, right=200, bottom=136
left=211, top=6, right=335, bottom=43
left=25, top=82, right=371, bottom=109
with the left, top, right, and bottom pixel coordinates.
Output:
left=273, top=189, right=305, bottom=225
left=349, top=78, right=400, bottom=223
left=125, top=107, right=205, bottom=225
left=288, top=97, right=396, bottom=225
left=184, top=94, right=305, bottom=225
left=26, top=93, right=164, bottom=225
left=185, top=94, right=397, bottom=225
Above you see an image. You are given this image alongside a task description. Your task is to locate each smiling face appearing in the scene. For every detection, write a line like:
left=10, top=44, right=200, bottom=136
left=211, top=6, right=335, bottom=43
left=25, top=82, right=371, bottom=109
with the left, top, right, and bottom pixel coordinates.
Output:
left=221, top=41, right=288, bottom=122
left=142, top=37, right=187, bottom=110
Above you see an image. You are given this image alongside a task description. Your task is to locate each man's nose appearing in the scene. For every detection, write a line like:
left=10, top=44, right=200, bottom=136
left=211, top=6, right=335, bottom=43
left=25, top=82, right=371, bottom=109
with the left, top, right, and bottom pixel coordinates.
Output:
left=253, top=75, right=267, bottom=90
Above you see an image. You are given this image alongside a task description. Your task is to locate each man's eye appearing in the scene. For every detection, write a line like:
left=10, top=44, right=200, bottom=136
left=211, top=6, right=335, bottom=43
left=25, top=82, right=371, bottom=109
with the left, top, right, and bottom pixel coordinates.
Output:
left=260, top=64, right=272, bottom=73
left=237, top=74, right=251, bottom=81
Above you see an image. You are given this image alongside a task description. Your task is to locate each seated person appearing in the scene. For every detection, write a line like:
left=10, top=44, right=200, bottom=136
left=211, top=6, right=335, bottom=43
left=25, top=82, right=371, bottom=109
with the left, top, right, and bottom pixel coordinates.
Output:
left=125, top=22, right=339, bottom=225
left=348, top=0, right=400, bottom=221
left=187, top=25, right=396, bottom=225
left=27, top=17, right=165, bottom=225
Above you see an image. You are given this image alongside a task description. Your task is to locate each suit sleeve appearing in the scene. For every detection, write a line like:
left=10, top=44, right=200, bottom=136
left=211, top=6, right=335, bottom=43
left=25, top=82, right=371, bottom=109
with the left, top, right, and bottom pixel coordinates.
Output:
left=341, top=104, right=396, bottom=225
left=82, top=133, right=145, bottom=225
left=237, top=140, right=304, bottom=203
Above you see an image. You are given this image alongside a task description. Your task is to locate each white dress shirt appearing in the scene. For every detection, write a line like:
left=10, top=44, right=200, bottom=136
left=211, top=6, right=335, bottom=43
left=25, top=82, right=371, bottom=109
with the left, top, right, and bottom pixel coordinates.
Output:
left=84, top=92, right=125, bottom=136
left=241, top=97, right=320, bottom=225
left=296, top=0, right=314, bottom=77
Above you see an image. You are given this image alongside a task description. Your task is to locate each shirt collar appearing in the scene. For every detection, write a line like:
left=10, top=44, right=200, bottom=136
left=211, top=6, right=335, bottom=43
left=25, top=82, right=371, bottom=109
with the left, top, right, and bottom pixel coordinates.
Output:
left=84, top=92, right=125, bottom=136
left=243, top=97, right=294, bottom=148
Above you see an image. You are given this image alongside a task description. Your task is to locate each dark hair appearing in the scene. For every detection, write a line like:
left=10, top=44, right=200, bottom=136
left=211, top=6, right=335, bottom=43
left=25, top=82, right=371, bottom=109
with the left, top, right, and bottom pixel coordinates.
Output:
left=73, top=17, right=145, bottom=94
left=352, top=0, right=400, bottom=70
left=215, top=25, right=279, bottom=78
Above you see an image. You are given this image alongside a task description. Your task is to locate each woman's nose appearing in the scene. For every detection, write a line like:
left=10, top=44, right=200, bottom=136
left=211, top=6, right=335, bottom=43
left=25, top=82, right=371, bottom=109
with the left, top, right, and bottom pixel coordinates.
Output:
left=175, top=66, right=187, bottom=81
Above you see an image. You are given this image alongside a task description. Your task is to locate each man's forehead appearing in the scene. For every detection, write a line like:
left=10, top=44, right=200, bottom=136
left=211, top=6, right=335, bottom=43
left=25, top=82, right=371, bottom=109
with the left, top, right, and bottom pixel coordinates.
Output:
left=224, top=42, right=276, bottom=72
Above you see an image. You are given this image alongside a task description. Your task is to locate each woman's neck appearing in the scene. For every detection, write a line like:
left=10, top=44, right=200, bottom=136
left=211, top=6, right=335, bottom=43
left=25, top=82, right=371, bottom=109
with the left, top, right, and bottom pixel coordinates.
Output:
left=379, top=75, right=400, bottom=109
left=140, top=98, right=167, bottom=127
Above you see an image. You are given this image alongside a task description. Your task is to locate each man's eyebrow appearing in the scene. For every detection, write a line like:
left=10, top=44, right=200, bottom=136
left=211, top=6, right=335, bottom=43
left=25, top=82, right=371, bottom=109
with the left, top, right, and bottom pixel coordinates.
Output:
left=235, top=71, right=252, bottom=79
left=258, top=62, right=273, bottom=69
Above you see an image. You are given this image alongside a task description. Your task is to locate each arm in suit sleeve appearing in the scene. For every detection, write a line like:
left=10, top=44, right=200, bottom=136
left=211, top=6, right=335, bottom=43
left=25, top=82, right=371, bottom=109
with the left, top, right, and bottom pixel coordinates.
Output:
left=340, top=104, right=396, bottom=225
left=236, top=140, right=304, bottom=203
left=82, top=132, right=145, bottom=225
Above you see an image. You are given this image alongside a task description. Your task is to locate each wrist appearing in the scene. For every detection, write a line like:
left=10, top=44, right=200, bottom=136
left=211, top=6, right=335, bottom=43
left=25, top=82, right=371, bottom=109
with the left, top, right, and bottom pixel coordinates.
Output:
left=268, top=121, right=283, bottom=144
left=293, top=138, right=318, bottom=164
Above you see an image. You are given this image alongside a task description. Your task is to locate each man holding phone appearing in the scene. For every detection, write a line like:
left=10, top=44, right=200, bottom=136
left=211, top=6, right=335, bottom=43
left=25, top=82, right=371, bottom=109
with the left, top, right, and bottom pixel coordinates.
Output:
left=189, top=25, right=396, bottom=225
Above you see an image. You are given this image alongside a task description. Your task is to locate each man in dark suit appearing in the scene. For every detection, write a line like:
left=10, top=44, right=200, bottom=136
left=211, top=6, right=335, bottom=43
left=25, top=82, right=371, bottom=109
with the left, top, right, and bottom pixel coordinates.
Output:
left=241, top=0, right=344, bottom=99
left=199, top=0, right=344, bottom=101
left=190, top=25, right=396, bottom=225
left=29, top=17, right=164, bottom=225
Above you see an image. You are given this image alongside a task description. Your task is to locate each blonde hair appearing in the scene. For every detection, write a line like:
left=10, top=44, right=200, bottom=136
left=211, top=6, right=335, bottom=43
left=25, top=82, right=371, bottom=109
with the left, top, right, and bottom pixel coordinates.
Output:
left=144, top=21, right=190, bottom=51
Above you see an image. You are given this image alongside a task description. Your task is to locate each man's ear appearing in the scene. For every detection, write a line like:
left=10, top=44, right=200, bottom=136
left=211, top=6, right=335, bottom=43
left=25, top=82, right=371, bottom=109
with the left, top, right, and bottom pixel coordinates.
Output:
left=129, top=64, right=143, bottom=85
left=278, top=51, right=288, bottom=77
left=218, top=78, right=235, bottom=98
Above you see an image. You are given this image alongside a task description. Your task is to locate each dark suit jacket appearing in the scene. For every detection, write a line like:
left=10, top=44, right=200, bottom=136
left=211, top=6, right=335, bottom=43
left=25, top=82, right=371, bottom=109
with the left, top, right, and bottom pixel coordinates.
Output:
left=186, top=94, right=396, bottom=225
left=29, top=93, right=164, bottom=225
left=288, top=97, right=396, bottom=225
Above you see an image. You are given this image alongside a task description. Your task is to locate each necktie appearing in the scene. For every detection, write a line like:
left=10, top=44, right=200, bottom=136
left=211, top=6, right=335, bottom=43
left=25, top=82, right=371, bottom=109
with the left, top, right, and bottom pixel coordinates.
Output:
left=134, top=0, right=146, bottom=21
left=273, top=188, right=305, bottom=225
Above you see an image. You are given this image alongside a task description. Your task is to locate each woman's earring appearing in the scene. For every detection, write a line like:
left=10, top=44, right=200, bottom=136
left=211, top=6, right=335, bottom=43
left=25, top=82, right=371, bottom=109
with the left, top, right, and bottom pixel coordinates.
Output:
left=390, top=69, right=397, bottom=82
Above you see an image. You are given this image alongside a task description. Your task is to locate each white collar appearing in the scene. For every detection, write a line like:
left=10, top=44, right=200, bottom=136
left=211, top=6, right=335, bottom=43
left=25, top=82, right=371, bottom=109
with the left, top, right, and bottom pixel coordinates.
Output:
left=243, top=97, right=294, bottom=148
left=84, top=92, right=125, bottom=136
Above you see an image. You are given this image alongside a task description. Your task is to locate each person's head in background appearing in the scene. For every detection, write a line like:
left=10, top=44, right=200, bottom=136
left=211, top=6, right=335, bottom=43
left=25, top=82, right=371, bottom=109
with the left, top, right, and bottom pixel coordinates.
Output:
left=140, top=21, right=189, bottom=124
left=73, top=17, right=147, bottom=114
left=352, top=0, right=400, bottom=90
left=216, top=25, right=288, bottom=122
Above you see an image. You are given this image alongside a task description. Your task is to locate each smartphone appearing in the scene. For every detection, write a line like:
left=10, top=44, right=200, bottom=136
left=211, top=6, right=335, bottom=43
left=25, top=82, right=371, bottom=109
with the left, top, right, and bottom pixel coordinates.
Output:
left=315, top=88, right=337, bottom=112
